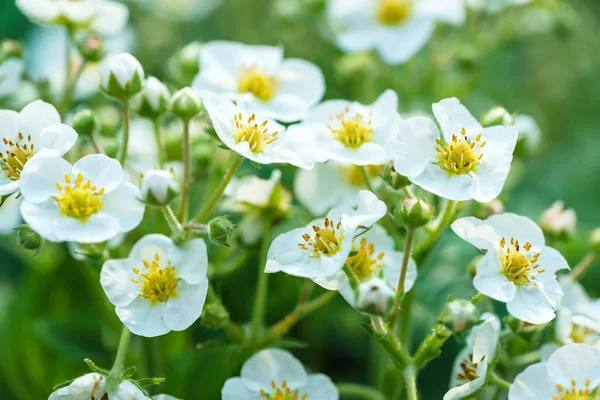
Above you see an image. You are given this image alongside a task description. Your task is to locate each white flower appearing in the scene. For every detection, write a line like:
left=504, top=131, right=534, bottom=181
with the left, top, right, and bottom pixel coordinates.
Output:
left=0, top=57, right=24, bottom=100
left=0, top=195, right=22, bottom=235
left=18, top=153, right=145, bottom=243
left=444, top=313, right=501, bottom=400
left=192, top=41, right=325, bottom=122
left=327, top=0, right=465, bottom=65
left=539, top=201, right=576, bottom=238
left=265, top=190, right=387, bottom=279
left=287, top=90, right=402, bottom=166
left=0, top=100, right=78, bottom=196
left=99, top=53, right=145, bottom=99
left=100, top=234, right=209, bottom=337
left=131, top=76, right=170, bottom=118
left=48, top=373, right=151, bottom=400
left=294, top=161, right=381, bottom=216
left=357, top=277, right=396, bottom=315
left=554, top=277, right=600, bottom=348
left=222, top=348, right=338, bottom=400
left=509, top=343, right=600, bottom=400
left=16, top=0, right=129, bottom=36
left=467, top=0, right=532, bottom=14
left=394, top=98, right=519, bottom=202
left=202, top=91, right=315, bottom=169
left=140, top=169, right=179, bottom=206
left=514, top=114, right=541, bottom=152
left=452, top=213, right=570, bottom=324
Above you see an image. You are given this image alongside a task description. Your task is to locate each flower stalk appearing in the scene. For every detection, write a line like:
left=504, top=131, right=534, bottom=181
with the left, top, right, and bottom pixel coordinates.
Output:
left=388, top=228, right=415, bottom=332
left=251, top=213, right=273, bottom=341
left=179, top=120, right=192, bottom=222
left=117, top=101, right=130, bottom=165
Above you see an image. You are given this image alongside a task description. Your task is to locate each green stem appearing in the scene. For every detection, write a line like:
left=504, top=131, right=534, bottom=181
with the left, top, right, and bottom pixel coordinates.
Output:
left=488, top=372, right=512, bottom=391
left=398, top=290, right=414, bottom=346
left=570, top=252, right=597, bottom=280
left=413, top=200, right=460, bottom=265
left=163, top=205, right=183, bottom=236
left=179, top=120, right=192, bottom=222
left=360, top=165, right=375, bottom=192
left=404, top=364, right=418, bottom=400
left=153, top=119, right=164, bottom=168
left=374, top=332, right=411, bottom=370
left=402, top=186, right=415, bottom=199
left=110, top=326, right=131, bottom=374
left=388, top=229, right=415, bottom=332
left=60, top=26, right=74, bottom=117
left=193, top=155, right=243, bottom=223
left=251, top=214, right=273, bottom=341
left=63, top=61, right=86, bottom=115
left=337, top=383, right=386, bottom=400
left=117, top=101, right=130, bottom=166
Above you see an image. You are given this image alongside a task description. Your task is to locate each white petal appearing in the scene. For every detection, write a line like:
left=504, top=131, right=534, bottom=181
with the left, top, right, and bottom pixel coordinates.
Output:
left=473, top=249, right=517, bottom=302
left=433, top=98, right=482, bottom=141
left=275, top=58, right=325, bottom=116
left=537, top=246, right=570, bottom=275
left=18, top=151, right=71, bottom=203
left=116, top=298, right=169, bottom=337
left=376, top=18, right=435, bottom=65
left=91, top=1, right=129, bottom=36
left=100, top=258, right=140, bottom=307
left=409, top=163, right=474, bottom=201
left=0, top=110, right=20, bottom=147
left=509, top=363, right=554, bottom=400
left=546, top=343, right=600, bottom=389
left=507, top=285, right=556, bottom=324
left=485, top=213, right=545, bottom=250
left=415, top=0, right=466, bottom=25
left=370, top=89, right=399, bottom=130
left=18, top=100, right=61, bottom=144
left=129, top=234, right=173, bottom=263
left=168, top=238, right=208, bottom=284
left=558, top=276, right=590, bottom=311
left=301, top=374, right=339, bottom=400
left=102, top=182, right=145, bottom=233
left=241, top=349, right=307, bottom=392
left=191, top=68, right=238, bottom=98
left=0, top=180, right=20, bottom=197
left=73, top=154, right=123, bottom=194
left=443, top=363, right=487, bottom=400
left=471, top=319, right=499, bottom=363
left=37, top=123, right=78, bottom=156
left=0, top=195, right=22, bottom=234
left=451, top=216, right=500, bottom=250
left=394, top=117, right=439, bottom=177
left=222, top=377, right=258, bottom=400
left=342, top=190, right=387, bottom=231
left=163, top=279, right=208, bottom=331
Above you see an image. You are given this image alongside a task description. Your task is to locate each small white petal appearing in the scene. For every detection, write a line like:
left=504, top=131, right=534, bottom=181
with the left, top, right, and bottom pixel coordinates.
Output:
left=432, top=97, right=482, bottom=142
left=73, top=154, right=123, bottom=194
left=163, top=279, right=208, bottom=331
left=546, top=343, right=600, bottom=389
left=100, top=258, right=140, bottom=307
left=241, top=349, right=307, bottom=392
left=116, top=298, right=169, bottom=337
left=301, top=374, right=339, bottom=400
left=509, top=363, right=554, bottom=400
left=506, top=285, right=556, bottom=324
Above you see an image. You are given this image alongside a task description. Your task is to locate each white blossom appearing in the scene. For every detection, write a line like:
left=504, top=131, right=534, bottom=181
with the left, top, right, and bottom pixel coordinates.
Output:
left=48, top=373, right=151, bottom=400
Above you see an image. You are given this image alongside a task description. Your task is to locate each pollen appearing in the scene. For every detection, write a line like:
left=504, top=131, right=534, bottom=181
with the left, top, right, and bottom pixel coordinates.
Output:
left=329, top=107, right=374, bottom=150
left=0, top=133, right=35, bottom=181
left=131, top=253, right=179, bottom=305
left=436, top=128, right=486, bottom=175
left=376, top=0, right=412, bottom=26
left=260, top=380, right=308, bottom=400
left=455, top=353, right=479, bottom=383
left=570, top=323, right=597, bottom=345
left=498, top=237, right=543, bottom=286
left=53, top=173, right=105, bottom=222
left=238, top=65, right=278, bottom=102
left=347, top=237, right=385, bottom=281
left=298, top=217, right=344, bottom=258
left=553, top=379, right=595, bottom=400
left=232, top=113, right=278, bottom=154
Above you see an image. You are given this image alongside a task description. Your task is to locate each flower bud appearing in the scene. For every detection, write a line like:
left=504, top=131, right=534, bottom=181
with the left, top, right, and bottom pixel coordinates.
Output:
left=99, top=53, right=145, bottom=101
left=394, top=198, right=433, bottom=229
left=140, top=170, right=179, bottom=206
left=475, top=199, right=504, bottom=219
left=201, top=301, right=230, bottom=329
left=514, top=114, right=541, bottom=154
left=539, top=201, right=576, bottom=240
left=481, top=106, right=514, bottom=127
left=335, top=53, right=377, bottom=82
left=381, top=162, right=410, bottom=190
left=131, top=77, right=170, bottom=120
left=72, top=109, right=98, bottom=137
left=170, top=87, right=202, bottom=121
left=589, top=228, right=600, bottom=258
left=14, top=224, right=43, bottom=254
left=357, top=277, right=395, bottom=316
left=0, top=39, right=23, bottom=63
left=439, top=299, right=480, bottom=334
left=503, top=315, right=545, bottom=343
left=208, top=216, right=237, bottom=248
left=179, top=41, right=203, bottom=77
left=76, top=33, right=104, bottom=62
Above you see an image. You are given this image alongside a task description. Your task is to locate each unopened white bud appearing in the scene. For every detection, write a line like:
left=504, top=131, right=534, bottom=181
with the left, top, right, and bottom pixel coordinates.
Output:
left=132, top=76, right=170, bottom=119
left=439, top=299, right=480, bottom=334
left=540, top=201, right=576, bottom=239
left=481, top=106, right=514, bottom=127
left=357, top=277, right=395, bottom=316
left=100, top=53, right=145, bottom=101
left=140, top=170, right=179, bottom=206
left=170, top=87, right=202, bottom=121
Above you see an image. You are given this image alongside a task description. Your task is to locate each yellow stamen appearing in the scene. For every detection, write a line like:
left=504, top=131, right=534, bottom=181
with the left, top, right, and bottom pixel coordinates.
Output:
left=329, top=107, right=374, bottom=150
left=435, top=128, right=486, bottom=175
left=238, top=65, right=278, bottom=102
left=232, top=113, right=278, bottom=154
left=376, top=0, right=412, bottom=26
left=498, top=237, right=542, bottom=286
left=53, top=173, right=105, bottom=222
left=131, top=253, right=179, bottom=306
left=0, top=134, right=36, bottom=181
left=347, top=237, right=385, bottom=281
left=298, top=217, right=344, bottom=258
left=260, top=380, right=308, bottom=400
left=553, top=379, right=596, bottom=400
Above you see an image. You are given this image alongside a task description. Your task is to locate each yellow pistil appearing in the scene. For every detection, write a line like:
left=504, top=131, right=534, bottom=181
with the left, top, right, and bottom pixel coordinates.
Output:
left=435, top=128, right=486, bottom=175
left=298, top=217, right=344, bottom=258
left=455, top=354, right=479, bottom=382
left=553, top=380, right=596, bottom=400
left=131, top=253, right=179, bottom=305
left=376, top=0, right=412, bottom=26
left=0, top=133, right=35, bottom=181
left=339, top=165, right=381, bottom=187
left=260, top=380, right=308, bottom=400
left=329, top=107, right=374, bottom=150
left=54, top=173, right=105, bottom=222
left=233, top=113, right=278, bottom=154
left=238, top=65, right=278, bottom=102
left=498, top=237, right=543, bottom=286
left=571, top=323, right=597, bottom=344
left=347, top=237, right=385, bottom=281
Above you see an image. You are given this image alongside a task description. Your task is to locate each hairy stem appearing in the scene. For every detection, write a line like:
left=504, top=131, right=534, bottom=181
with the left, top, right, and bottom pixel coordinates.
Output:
left=153, top=119, right=165, bottom=168
left=117, top=101, right=130, bottom=166
left=251, top=213, right=273, bottom=341
left=163, top=205, right=183, bottom=236
left=570, top=252, right=597, bottom=280
left=179, top=120, right=191, bottom=222
left=337, top=383, right=386, bottom=400
left=110, top=326, right=131, bottom=374
left=488, top=372, right=512, bottom=391
left=388, top=229, right=415, bottom=332
left=404, top=364, right=418, bottom=400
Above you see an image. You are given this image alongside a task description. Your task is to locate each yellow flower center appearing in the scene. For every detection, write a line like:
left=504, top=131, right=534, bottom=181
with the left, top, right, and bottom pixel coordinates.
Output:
left=339, top=165, right=381, bottom=187
left=329, top=107, right=374, bottom=150
left=131, top=253, right=179, bottom=305
left=456, top=353, right=479, bottom=383
left=238, top=66, right=278, bottom=102
left=0, top=134, right=35, bottom=181
left=233, top=113, right=278, bottom=154
left=571, top=323, right=597, bottom=344
left=498, top=237, right=543, bottom=286
left=260, top=380, right=308, bottom=400
left=54, top=173, right=105, bottom=222
left=554, top=381, right=596, bottom=400
left=376, top=0, right=412, bottom=26
left=347, top=237, right=385, bottom=281
left=436, top=128, right=486, bottom=175
left=298, top=217, right=344, bottom=258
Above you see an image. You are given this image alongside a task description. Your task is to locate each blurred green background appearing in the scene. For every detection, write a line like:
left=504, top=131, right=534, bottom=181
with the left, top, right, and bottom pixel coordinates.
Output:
left=1, top=0, right=600, bottom=399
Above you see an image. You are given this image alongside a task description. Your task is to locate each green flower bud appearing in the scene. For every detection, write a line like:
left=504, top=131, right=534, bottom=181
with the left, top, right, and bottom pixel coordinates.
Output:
left=439, top=299, right=480, bottom=334
left=99, top=53, right=145, bottom=101
left=131, top=76, right=170, bottom=120
left=381, top=162, right=410, bottom=190
left=208, top=216, right=237, bottom=248
left=481, top=106, right=514, bottom=127
left=140, top=170, right=179, bottom=207
left=76, top=33, right=104, bottom=63
left=201, top=302, right=230, bottom=329
left=179, top=41, right=203, bottom=78
left=0, top=39, right=23, bottom=63
left=72, top=109, right=98, bottom=137
left=14, top=224, right=43, bottom=254
left=394, top=198, right=433, bottom=229
left=170, top=87, right=202, bottom=121
left=413, top=323, right=452, bottom=370
left=589, top=228, right=600, bottom=258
